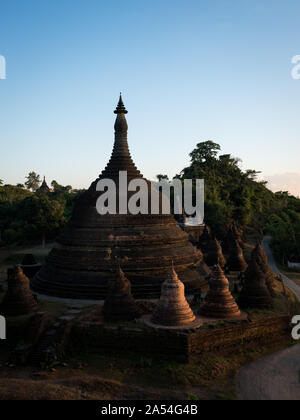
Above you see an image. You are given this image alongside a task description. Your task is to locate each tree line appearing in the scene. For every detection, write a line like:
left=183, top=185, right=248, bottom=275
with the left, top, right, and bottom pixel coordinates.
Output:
left=1, top=142, right=300, bottom=263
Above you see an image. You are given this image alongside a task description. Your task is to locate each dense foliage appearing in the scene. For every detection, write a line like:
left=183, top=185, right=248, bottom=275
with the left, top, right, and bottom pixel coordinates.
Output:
left=174, top=141, right=300, bottom=262
left=0, top=177, right=85, bottom=246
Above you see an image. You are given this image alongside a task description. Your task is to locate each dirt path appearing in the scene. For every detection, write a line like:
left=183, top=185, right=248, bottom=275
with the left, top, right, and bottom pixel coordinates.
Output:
left=238, top=344, right=300, bottom=400
left=262, top=236, right=300, bottom=301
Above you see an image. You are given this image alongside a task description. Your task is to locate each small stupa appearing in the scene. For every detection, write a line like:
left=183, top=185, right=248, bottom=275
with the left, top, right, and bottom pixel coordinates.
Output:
left=251, top=243, right=276, bottom=297
left=151, top=266, right=197, bottom=327
left=102, top=267, right=141, bottom=322
left=227, top=239, right=247, bottom=272
left=224, top=222, right=245, bottom=251
left=198, top=225, right=211, bottom=252
left=198, top=265, right=242, bottom=319
left=238, top=258, right=273, bottom=310
left=206, top=238, right=226, bottom=267
left=0, top=265, right=38, bottom=316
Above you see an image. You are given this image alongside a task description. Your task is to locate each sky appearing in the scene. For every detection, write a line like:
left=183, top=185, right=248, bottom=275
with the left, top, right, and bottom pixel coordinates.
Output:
left=1, top=0, right=300, bottom=196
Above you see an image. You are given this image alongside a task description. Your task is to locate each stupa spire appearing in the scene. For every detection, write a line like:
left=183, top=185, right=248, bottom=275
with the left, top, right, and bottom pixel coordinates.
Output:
left=114, top=93, right=128, bottom=114
left=101, top=94, right=142, bottom=179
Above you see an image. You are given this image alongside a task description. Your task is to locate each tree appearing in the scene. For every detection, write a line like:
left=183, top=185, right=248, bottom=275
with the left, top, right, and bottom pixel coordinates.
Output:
left=156, top=174, right=169, bottom=182
left=23, top=195, right=65, bottom=247
left=189, top=141, right=221, bottom=165
left=25, top=172, right=41, bottom=192
left=51, top=180, right=72, bottom=194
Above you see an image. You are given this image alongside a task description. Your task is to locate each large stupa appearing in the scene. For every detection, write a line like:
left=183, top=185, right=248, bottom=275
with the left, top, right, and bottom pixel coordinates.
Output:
left=32, top=96, right=206, bottom=299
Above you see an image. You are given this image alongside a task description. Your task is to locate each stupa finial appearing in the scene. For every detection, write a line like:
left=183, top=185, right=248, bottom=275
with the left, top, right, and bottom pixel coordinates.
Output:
left=114, top=93, right=128, bottom=114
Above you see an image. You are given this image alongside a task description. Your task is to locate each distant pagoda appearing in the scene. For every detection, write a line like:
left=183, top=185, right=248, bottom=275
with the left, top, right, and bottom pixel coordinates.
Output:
left=32, top=95, right=206, bottom=299
left=0, top=265, right=38, bottom=316
left=199, top=265, right=241, bottom=319
left=36, top=176, right=51, bottom=194
left=151, top=266, right=197, bottom=327
left=102, top=267, right=140, bottom=322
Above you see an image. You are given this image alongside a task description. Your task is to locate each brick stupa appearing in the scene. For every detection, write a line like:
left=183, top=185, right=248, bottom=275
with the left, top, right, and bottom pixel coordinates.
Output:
left=238, top=256, right=273, bottom=310
left=102, top=267, right=141, bottom=322
left=32, top=96, right=206, bottom=299
left=252, top=243, right=276, bottom=297
left=151, top=267, right=197, bottom=327
left=206, top=238, right=226, bottom=267
left=227, top=240, right=248, bottom=272
left=0, top=265, right=38, bottom=316
left=199, top=265, right=241, bottom=319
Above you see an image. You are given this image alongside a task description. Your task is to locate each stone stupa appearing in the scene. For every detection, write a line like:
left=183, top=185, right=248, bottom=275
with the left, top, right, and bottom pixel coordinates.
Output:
left=224, top=222, right=245, bottom=251
left=32, top=96, right=206, bottom=299
left=0, top=265, right=38, bottom=316
left=198, top=225, right=211, bottom=252
left=238, top=258, right=273, bottom=310
left=199, top=264, right=242, bottom=319
left=206, top=238, right=226, bottom=267
left=151, top=266, right=198, bottom=327
left=102, top=267, right=141, bottom=322
left=252, top=243, right=276, bottom=297
left=227, top=240, right=248, bottom=272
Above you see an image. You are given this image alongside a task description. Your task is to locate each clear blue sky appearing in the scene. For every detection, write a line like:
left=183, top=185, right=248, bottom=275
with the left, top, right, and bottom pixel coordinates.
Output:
left=1, top=0, right=300, bottom=194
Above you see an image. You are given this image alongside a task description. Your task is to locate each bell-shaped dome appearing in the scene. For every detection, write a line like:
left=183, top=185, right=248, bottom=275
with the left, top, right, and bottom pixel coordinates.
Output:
left=151, top=267, right=196, bottom=326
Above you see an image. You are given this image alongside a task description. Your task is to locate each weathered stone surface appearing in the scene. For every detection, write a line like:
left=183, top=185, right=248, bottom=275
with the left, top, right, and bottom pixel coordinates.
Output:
left=32, top=96, right=206, bottom=299
left=199, top=265, right=241, bottom=319
left=227, top=240, right=247, bottom=272
left=0, top=265, right=38, bottom=316
left=238, top=256, right=273, bottom=310
left=205, top=238, right=226, bottom=267
left=102, top=268, right=141, bottom=322
left=151, top=267, right=196, bottom=327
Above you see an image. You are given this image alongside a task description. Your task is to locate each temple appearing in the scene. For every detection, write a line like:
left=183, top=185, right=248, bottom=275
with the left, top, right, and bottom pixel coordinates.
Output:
left=36, top=176, right=51, bottom=194
left=0, top=266, right=38, bottom=316
left=32, top=96, right=207, bottom=299
left=198, top=265, right=241, bottom=319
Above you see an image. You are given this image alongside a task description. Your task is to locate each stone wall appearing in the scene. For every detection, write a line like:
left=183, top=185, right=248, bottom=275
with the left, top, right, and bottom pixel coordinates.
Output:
left=70, top=314, right=291, bottom=363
